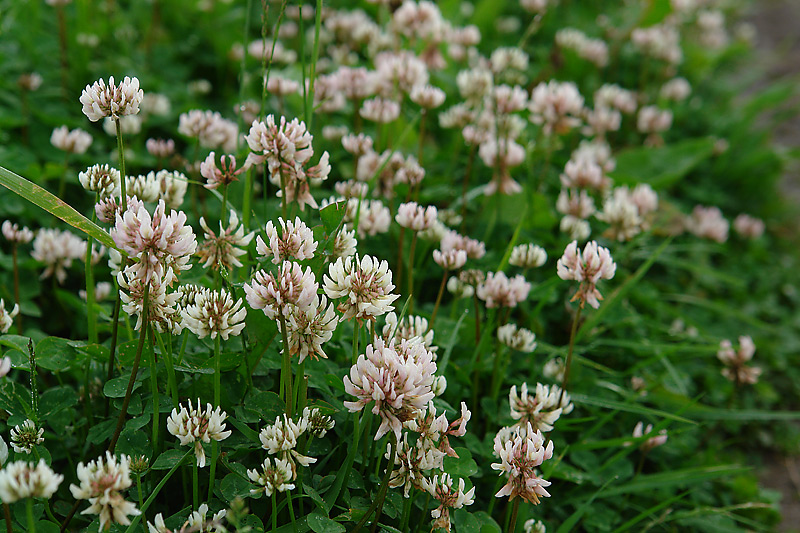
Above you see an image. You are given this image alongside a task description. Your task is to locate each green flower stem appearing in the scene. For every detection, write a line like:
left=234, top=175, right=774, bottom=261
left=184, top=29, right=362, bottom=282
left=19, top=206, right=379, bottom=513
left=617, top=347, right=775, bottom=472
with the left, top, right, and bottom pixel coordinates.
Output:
left=108, top=285, right=149, bottom=453
left=559, top=304, right=583, bottom=404
left=12, top=245, right=21, bottom=334
left=413, top=493, right=431, bottom=533
left=292, top=361, right=306, bottom=415
left=325, top=410, right=362, bottom=512
left=85, top=195, right=98, bottom=345
left=148, top=327, right=160, bottom=455
left=3, top=503, right=12, bottom=533
left=407, top=232, right=418, bottom=312
left=507, top=498, right=520, bottom=533
left=124, top=450, right=193, bottom=533
left=400, top=489, right=415, bottom=532
left=192, top=458, right=199, bottom=510
left=154, top=330, right=178, bottom=408
left=115, top=118, right=128, bottom=211
left=395, top=226, right=406, bottom=297
left=460, top=145, right=477, bottom=233
left=26, top=498, right=35, bottom=533
left=209, top=336, right=222, bottom=501
left=271, top=491, right=278, bottom=532
left=286, top=490, right=296, bottom=530
left=352, top=433, right=397, bottom=533
left=279, top=315, right=293, bottom=417
left=242, top=167, right=253, bottom=232
left=136, top=474, right=145, bottom=525
left=352, top=322, right=361, bottom=365
left=428, top=269, right=448, bottom=331
left=220, top=183, right=228, bottom=221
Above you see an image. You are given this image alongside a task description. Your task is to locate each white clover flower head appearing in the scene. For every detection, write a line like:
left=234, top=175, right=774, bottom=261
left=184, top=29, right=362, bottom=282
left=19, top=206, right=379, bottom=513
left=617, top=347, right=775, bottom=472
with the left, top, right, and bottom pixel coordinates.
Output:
left=166, top=400, right=232, bottom=467
left=559, top=215, right=591, bottom=241
left=332, top=227, right=358, bottom=259
left=302, top=407, right=335, bottom=438
left=717, top=336, right=761, bottom=385
left=492, top=422, right=554, bottom=504
left=244, top=261, right=318, bottom=320
left=197, top=211, right=254, bottom=271
left=509, top=383, right=573, bottom=433
left=0, top=300, right=20, bottom=335
left=10, top=419, right=44, bottom=454
left=102, top=115, right=142, bottom=136
left=420, top=473, right=476, bottom=532
left=118, top=266, right=182, bottom=333
left=447, top=276, right=474, bottom=299
left=629, top=421, right=668, bottom=452
left=342, top=133, right=374, bottom=156
left=733, top=214, right=765, bottom=239
left=0, top=459, right=63, bottom=503
left=685, top=205, right=729, bottom=243
left=383, top=312, right=438, bottom=354
left=660, top=77, right=691, bottom=101
left=200, top=151, right=243, bottom=190
left=396, top=202, right=438, bottom=231
left=432, top=249, right=467, bottom=271
left=31, top=228, right=85, bottom=284
left=543, top=357, right=566, bottom=382
left=595, top=84, right=637, bottom=114
left=509, top=244, right=547, bottom=268
left=80, top=76, right=144, bottom=122
left=51, top=125, right=93, bottom=154
left=266, top=75, right=301, bottom=96
left=477, top=272, right=532, bottom=308
left=2, top=221, right=34, bottom=244
left=630, top=24, right=682, bottom=64
left=344, top=338, right=437, bottom=441
left=112, top=197, right=197, bottom=284
left=637, top=105, right=673, bottom=134
left=259, top=414, right=316, bottom=472
left=257, top=217, right=317, bottom=264
left=181, top=287, right=247, bottom=341
left=145, top=138, right=176, bottom=159
left=323, top=254, right=399, bottom=322
left=0, top=356, right=11, bottom=379
left=411, top=84, right=446, bottom=109
left=178, top=109, right=238, bottom=152
left=556, top=240, right=616, bottom=309
left=498, top=324, right=537, bottom=353
left=524, top=518, right=547, bottom=533
left=79, top=164, right=121, bottom=199
left=187, top=503, right=226, bottom=532
left=560, top=155, right=610, bottom=191
left=529, top=80, right=585, bottom=135
left=360, top=97, right=401, bottom=123
left=596, top=187, right=644, bottom=242
left=479, top=139, right=525, bottom=196
left=440, top=230, right=486, bottom=259
left=247, top=457, right=295, bottom=496
left=286, top=294, right=339, bottom=363
left=17, top=72, right=43, bottom=91
left=69, top=452, right=140, bottom=530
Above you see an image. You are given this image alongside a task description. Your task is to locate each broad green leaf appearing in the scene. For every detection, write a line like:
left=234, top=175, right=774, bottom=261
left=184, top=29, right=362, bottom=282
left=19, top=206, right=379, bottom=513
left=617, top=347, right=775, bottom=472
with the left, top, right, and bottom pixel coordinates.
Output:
left=35, top=336, right=79, bottom=371
left=443, top=447, right=479, bottom=478
left=104, top=374, right=141, bottom=398
left=220, top=473, right=253, bottom=503
left=152, top=449, right=190, bottom=470
left=0, top=165, right=117, bottom=250
left=609, top=138, right=716, bottom=189
left=307, top=512, right=345, bottom=533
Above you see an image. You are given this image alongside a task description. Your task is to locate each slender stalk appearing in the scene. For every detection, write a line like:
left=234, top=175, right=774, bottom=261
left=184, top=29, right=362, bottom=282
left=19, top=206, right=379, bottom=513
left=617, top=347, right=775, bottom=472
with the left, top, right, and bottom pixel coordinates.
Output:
left=12, top=245, right=21, bottom=334
left=3, top=503, right=11, bottom=533
left=136, top=474, right=145, bottom=525
left=56, top=5, right=69, bottom=102
left=352, top=434, right=397, bottom=533
left=115, top=118, right=128, bottom=211
left=279, top=315, right=293, bottom=417
left=192, top=458, right=199, bottom=510
left=286, top=490, right=297, bottom=531
left=242, top=166, right=254, bottom=231
left=473, top=293, right=481, bottom=344
left=507, top=498, right=520, bottom=533
left=428, top=269, right=448, bottom=331
left=407, top=232, right=418, bottom=311
left=271, top=491, right=278, bottom=531
left=123, top=450, right=193, bottom=533
left=108, top=286, right=150, bottom=453
left=417, top=111, right=426, bottom=166
left=460, top=145, right=477, bottom=232
left=352, top=322, right=361, bottom=364
left=209, top=336, right=222, bottom=501
left=85, top=233, right=97, bottom=344
left=26, top=498, right=35, bottom=533
left=400, top=490, right=415, bottom=532
left=559, top=304, right=583, bottom=404
left=154, top=330, right=178, bottom=408
left=396, top=226, right=406, bottom=292
left=220, top=183, right=229, bottom=221
left=105, top=293, right=122, bottom=413
left=148, top=327, right=160, bottom=455
left=413, top=493, right=431, bottom=533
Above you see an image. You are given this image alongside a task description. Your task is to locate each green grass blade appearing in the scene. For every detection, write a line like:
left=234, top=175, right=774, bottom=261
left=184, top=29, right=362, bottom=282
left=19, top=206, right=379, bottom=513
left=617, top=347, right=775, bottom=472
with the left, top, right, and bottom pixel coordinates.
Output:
left=600, top=465, right=750, bottom=498
left=556, top=477, right=615, bottom=533
left=570, top=392, right=696, bottom=424
left=0, top=165, right=117, bottom=250
left=610, top=490, right=692, bottom=533
left=495, top=203, right=527, bottom=272
left=577, top=237, right=672, bottom=343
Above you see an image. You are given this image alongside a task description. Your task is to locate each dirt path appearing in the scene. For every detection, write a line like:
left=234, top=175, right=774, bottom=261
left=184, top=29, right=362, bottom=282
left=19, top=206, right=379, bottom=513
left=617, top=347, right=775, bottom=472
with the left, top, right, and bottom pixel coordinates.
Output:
left=746, top=2, right=800, bottom=530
